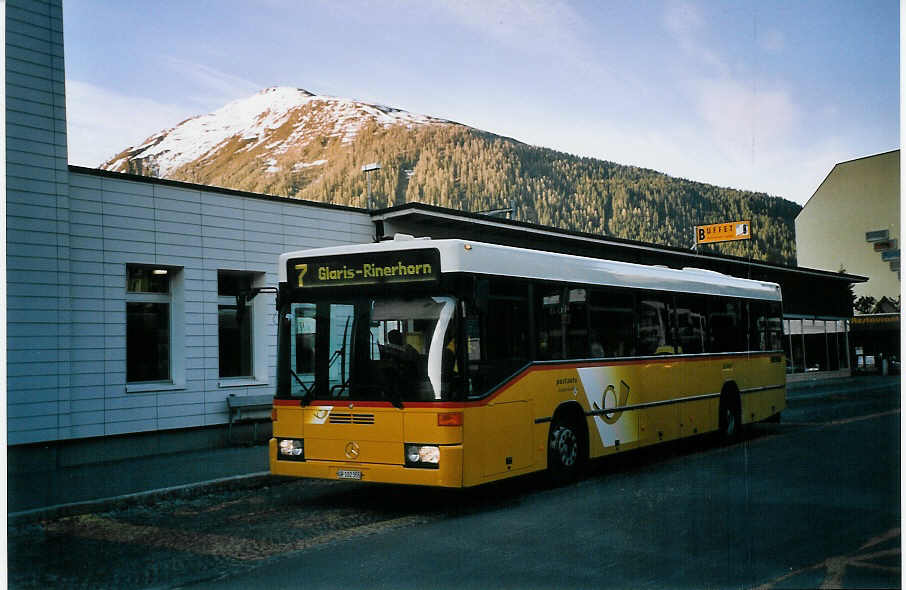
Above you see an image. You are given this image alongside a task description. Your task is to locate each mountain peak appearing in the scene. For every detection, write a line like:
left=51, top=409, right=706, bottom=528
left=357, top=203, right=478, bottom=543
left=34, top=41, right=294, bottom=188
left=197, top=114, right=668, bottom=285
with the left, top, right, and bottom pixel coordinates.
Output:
left=259, top=86, right=315, bottom=96
left=101, top=87, right=450, bottom=177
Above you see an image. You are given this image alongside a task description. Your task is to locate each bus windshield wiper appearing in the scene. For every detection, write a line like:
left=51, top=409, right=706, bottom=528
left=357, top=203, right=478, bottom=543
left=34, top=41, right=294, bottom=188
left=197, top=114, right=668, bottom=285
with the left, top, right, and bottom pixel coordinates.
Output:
left=387, top=386, right=403, bottom=410
left=290, top=369, right=315, bottom=406
left=384, top=377, right=404, bottom=409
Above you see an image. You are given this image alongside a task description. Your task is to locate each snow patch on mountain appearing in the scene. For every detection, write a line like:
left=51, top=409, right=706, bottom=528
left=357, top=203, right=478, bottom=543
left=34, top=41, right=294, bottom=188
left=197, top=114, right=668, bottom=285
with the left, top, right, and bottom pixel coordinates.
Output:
left=293, top=159, right=328, bottom=171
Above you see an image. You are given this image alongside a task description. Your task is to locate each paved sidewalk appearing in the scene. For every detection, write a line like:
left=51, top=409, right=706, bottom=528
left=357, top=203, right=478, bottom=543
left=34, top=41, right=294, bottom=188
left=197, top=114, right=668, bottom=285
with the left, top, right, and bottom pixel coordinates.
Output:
left=8, top=443, right=271, bottom=518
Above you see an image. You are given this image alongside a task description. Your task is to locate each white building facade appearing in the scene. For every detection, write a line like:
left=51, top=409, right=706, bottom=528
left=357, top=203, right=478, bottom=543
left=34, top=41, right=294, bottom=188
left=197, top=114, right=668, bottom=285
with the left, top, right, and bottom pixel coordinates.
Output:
left=6, top=0, right=374, bottom=450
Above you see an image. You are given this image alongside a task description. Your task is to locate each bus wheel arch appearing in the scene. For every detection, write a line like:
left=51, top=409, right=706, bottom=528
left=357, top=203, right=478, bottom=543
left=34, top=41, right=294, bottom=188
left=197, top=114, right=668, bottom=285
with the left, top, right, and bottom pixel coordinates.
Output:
left=547, top=402, right=589, bottom=484
left=718, top=382, right=742, bottom=442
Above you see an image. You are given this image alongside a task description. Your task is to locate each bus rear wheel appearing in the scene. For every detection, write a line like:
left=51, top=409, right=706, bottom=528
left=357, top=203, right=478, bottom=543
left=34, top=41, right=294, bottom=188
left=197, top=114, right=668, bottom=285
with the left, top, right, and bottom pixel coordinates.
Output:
left=718, top=393, right=741, bottom=443
left=547, top=414, right=585, bottom=484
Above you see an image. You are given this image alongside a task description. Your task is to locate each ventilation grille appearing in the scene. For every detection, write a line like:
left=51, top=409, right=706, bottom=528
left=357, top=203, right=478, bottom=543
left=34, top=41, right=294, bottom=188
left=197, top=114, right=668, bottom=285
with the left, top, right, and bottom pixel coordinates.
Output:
left=329, top=413, right=375, bottom=425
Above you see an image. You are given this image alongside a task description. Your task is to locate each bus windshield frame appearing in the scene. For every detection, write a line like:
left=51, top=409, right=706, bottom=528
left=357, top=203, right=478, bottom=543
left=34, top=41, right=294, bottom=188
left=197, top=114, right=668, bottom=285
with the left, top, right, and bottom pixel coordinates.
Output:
left=277, top=293, right=465, bottom=405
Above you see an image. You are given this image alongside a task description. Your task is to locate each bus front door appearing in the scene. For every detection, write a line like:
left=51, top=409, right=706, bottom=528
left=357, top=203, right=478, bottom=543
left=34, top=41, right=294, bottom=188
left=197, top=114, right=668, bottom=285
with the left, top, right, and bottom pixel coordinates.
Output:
left=479, top=400, right=532, bottom=478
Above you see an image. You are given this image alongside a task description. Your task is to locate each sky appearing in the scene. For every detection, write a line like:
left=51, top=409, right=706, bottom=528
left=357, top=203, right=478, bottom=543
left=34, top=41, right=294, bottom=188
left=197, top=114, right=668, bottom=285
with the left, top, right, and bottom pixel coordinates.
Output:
left=62, top=0, right=899, bottom=206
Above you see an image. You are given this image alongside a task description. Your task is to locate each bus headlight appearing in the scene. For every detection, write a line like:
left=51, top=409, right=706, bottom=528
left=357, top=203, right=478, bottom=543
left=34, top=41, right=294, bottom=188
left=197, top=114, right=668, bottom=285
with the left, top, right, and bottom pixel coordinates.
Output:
left=278, top=438, right=305, bottom=461
left=405, top=444, right=440, bottom=469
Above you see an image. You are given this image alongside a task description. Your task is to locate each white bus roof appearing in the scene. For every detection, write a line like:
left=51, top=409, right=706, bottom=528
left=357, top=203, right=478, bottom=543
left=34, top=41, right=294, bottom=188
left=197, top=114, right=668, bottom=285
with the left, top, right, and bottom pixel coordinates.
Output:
left=279, top=236, right=782, bottom=302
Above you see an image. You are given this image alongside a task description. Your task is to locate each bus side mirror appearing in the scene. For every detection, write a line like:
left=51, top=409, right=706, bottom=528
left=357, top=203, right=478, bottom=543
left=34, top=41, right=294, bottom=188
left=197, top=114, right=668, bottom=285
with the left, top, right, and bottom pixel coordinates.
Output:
left=474, top=279, right=489, bottom=314
left=235, top=286, right=279, bottom=321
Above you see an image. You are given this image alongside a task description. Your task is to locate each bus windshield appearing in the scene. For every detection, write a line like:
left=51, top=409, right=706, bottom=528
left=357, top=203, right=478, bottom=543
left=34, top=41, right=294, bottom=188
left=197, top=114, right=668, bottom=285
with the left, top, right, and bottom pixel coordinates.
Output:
left=284, top=295, right=461, bottom=404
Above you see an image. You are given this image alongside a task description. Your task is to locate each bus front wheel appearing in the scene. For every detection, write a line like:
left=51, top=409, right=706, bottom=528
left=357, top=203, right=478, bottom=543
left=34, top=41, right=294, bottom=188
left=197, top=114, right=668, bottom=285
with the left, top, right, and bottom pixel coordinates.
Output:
left=547, top=413, right=585, bottom=484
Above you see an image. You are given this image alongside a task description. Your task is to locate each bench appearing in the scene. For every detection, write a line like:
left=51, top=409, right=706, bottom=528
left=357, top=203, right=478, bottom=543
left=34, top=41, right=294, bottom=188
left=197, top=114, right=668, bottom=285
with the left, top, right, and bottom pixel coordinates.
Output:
left=227, top=394, right=273, bottom=444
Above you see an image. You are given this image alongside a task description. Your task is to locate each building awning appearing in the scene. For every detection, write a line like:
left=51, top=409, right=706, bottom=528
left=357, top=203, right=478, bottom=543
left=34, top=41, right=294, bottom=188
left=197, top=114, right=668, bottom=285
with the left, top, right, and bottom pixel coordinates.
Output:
left=371, top=202, right=868, bottom=284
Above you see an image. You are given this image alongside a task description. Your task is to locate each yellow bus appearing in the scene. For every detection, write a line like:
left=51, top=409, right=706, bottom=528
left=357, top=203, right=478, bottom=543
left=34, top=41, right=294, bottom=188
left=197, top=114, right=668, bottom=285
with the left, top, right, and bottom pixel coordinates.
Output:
left=270, top=236, right=785, bottom=486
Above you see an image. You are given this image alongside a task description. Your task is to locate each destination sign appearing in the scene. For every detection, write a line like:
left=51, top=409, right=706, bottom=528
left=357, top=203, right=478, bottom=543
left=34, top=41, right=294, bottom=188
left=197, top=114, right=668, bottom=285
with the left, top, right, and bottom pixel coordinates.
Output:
left=694, top=220, right=751, bottom=245
left=289, top=249, right=440, bottom=289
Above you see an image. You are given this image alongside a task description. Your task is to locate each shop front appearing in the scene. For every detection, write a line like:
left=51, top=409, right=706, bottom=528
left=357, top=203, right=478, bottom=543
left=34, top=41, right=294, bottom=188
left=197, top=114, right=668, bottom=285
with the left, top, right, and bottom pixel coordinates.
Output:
left=850, top=314, right=900, bottom=374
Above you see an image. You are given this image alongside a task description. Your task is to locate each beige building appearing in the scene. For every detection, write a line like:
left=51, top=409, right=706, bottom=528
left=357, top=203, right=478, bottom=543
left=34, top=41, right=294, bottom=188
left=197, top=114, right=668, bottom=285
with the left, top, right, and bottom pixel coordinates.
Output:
left=796, top=150, right=900, bottom=302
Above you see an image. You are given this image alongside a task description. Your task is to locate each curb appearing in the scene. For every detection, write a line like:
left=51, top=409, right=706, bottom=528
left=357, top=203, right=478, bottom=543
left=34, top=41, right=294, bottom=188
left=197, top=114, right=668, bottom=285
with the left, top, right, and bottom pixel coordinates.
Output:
left=8, top=471, right=279, bottom=525
left=787, top=376, right=899, bottom=392
left=786, top=376, right=900, bottom=398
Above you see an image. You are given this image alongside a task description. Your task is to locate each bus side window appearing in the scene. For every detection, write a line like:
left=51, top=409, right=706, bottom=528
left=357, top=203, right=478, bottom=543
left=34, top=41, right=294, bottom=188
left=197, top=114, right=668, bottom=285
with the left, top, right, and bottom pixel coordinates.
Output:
left=588, top=288, right=635, bottom=357
left=536, top=286, right=564, bottom=360
left=709, top=299, right=742, bottom=353
left=566, top=288, right=589, bottom=359
left=747, top=300, right=768, bottom=351
left=675, top=295, right=708, bottom=354
left=767, top=302, right=784, bottom=351
left=638, top=293, right=676, bottom=355
left=469, top=279, right=530, bottom=394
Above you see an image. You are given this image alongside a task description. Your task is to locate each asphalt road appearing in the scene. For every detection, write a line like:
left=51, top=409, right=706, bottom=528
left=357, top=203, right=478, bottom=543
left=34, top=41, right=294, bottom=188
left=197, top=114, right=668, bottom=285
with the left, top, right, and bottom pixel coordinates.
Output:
left=9, top=377, right=900, bottom=589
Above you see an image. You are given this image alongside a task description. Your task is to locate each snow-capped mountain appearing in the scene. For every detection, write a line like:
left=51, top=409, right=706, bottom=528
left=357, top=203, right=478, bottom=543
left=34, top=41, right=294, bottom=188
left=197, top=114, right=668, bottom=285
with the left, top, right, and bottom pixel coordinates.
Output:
left=101, top=86, right=452, bottom=178
left=98, top=86, right=800, bottom=265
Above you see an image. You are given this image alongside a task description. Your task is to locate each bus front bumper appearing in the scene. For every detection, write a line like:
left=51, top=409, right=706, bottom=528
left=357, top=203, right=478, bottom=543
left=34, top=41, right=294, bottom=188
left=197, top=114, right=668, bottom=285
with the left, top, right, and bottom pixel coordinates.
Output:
left=269, top=438, right=463, bottom=487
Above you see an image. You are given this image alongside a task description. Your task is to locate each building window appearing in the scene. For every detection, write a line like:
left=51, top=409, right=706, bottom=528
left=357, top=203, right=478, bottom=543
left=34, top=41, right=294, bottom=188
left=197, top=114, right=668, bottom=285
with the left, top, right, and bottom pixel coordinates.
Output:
left=783, top=317, right=850, bottom=375
left=787, top=319, right=804, bottom=373
left=218, top=271, right=255, bottom=379
left=803, top=319, right=827, bottom=372
left=836, top=320, right=850, bottom=370
left=127, top=266, right=172, bottom=383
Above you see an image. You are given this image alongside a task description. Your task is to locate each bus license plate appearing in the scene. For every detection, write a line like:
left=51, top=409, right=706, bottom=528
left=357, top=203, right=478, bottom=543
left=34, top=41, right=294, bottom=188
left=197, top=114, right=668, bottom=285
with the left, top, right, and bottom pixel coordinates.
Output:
left=337, top=469, right=362, bottom=480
